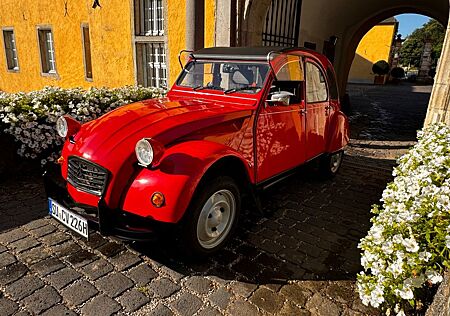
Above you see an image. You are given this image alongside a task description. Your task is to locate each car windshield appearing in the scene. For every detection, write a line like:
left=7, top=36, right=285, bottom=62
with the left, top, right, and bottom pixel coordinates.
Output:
left=177, top=61, right=270, bottom=94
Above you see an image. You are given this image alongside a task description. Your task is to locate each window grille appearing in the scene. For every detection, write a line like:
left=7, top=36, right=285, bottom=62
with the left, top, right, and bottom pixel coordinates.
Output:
left=262, top=0, right=302, bottom=46
left=3, top=30, right=19, bottom=70
left=38, top=29, right=56, bottom=74
left=136, top=42, right=167, bottom=88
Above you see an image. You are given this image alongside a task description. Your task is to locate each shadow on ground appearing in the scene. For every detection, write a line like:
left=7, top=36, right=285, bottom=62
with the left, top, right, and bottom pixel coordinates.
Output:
left=131, top=154, right=395, bottom=286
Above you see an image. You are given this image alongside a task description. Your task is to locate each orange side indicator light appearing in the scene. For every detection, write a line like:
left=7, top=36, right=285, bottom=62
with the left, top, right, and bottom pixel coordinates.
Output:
left=151, top=192, right=165, bottom=208
left=57, top=156, right=65, bottom=164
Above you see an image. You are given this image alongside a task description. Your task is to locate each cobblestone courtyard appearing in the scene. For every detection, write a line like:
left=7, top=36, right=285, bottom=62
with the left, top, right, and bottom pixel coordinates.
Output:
left=0, top=84, right=432, bottom=315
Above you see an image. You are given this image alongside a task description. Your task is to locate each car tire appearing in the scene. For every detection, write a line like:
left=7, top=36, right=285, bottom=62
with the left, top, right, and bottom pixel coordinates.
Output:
left=319, top=150, right=344, bottom=178
left=180, top=176, right=240, bottom=256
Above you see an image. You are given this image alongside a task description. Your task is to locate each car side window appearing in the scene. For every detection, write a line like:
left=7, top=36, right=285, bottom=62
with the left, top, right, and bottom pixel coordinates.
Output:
left=268, top=56, right=304, bottom=106
left=306, top=62, right=328, bottom=103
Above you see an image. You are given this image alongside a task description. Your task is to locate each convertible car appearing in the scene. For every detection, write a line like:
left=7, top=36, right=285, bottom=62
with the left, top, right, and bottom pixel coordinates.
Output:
left=45, top=47, right=349, bottom=255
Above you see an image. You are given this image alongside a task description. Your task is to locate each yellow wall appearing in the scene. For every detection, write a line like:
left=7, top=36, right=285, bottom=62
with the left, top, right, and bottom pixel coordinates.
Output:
left=0, top=0, right=215, bottom=92
left=0, top=0, right=135, bottom=92
left=348, top=23, right=396, bottom=84
left=166, top=0, right=215, bottom=85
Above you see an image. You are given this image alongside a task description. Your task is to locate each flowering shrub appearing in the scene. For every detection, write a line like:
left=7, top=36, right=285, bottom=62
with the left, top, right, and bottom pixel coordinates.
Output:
left=0, top=86, right=164, bottom=163
left=357, top=123, right=450, bottom=315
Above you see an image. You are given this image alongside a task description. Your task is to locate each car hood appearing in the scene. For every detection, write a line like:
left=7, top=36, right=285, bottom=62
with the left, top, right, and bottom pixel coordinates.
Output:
left=69, top=96, right=254, bottom=163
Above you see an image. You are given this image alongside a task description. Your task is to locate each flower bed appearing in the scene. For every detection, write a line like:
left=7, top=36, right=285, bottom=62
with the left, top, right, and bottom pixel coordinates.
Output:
left=0, top=86, right=164, bottom=163
left=357, top=123, right=450, bottom=315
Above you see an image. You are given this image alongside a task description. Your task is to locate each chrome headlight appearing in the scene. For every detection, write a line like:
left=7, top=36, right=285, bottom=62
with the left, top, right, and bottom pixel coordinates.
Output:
left=56, top=116, right=68, bottom=138
left=135, top=139, right=154, bottom=166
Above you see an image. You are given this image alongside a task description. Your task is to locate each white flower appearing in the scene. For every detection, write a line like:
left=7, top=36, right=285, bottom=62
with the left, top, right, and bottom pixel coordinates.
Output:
left=397, top=310, right=406, bottom=316
left=402, top=237, right=419, bottom=253
left=445, top=235, right=450, bottom=249
left=425, top=270, right=443, bottom=284
left=395, top=286, right=414, bottom=300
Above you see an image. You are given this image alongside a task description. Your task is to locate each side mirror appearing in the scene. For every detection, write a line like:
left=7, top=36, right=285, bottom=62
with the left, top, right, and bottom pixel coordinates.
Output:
left=266, top=91, right=293, bottom=106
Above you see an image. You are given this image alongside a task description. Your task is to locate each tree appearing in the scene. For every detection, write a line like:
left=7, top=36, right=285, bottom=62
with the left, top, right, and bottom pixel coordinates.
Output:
left=399, top=19, right=445, bottom=68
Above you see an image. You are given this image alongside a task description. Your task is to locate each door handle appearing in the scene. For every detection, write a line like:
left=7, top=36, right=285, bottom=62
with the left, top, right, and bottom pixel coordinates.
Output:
left=300, top=109, right=307, bottom=115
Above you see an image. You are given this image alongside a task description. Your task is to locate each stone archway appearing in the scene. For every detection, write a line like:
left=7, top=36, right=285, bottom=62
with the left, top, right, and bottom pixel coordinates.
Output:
left=338, top=7, right=448, bottom=96
left=235, top=0, right=450, bottom=125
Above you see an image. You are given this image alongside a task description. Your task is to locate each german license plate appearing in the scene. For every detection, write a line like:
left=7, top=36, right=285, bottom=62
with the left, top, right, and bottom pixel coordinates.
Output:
left=48, top=198, right=89, bottom=238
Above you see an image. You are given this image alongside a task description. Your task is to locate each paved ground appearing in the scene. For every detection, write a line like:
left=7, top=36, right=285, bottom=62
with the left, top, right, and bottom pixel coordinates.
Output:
left=0, top=83, right=431, bottom=315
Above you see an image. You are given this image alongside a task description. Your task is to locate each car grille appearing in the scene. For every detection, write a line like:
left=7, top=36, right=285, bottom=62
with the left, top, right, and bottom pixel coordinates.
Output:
left=67, top=156, right=108, bottom=196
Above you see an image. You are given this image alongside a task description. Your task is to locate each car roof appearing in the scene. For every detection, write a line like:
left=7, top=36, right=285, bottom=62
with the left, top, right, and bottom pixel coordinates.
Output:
left=191, top=46, right=320, bottom=61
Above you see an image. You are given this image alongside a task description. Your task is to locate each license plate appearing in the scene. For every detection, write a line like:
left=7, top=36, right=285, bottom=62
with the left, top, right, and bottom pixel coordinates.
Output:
left=48, top=198, right=89, bottom=238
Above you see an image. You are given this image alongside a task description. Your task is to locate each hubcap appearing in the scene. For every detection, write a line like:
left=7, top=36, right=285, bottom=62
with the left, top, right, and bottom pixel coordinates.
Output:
left=330, top=152, right=343, bottom=173
left=196, top=189, right=236, bottom=249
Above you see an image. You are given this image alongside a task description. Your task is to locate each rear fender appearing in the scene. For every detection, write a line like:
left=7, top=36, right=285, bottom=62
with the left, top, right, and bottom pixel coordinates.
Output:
left=326, top=110, right=349, bottom=153
left=121, top=140, right=252, bottom=223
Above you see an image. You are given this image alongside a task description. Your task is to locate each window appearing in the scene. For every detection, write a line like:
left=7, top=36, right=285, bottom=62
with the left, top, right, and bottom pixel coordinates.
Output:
left=136, top=42, right=167, bottom=88
left=306, top=62, right=328, bottom=102
left=3, top=29, right=19, bottom=71
left=82, top=25, right=93, bottom=80
left=134, top=0, right=167, bottom=88
left=38, top=28, right=56, bottom=74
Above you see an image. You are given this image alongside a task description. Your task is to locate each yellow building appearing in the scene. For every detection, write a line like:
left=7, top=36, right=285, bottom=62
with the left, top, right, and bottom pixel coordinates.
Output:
left=348, top=17, right=398, bottom=84
left=0, top=0, right=215, bottom=92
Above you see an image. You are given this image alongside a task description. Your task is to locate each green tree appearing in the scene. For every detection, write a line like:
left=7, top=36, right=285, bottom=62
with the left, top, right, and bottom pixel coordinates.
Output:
left=399, top=19, right=445, bottom=68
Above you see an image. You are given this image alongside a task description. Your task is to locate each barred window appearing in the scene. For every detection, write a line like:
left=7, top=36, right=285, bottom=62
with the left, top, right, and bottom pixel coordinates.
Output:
left=38, top=28, right=56, bottom=74
left=135, top=0, right=164, bottom=36
left=3, top=29, right=19, bottom=71
left=263, top=0, right=302, bottom=46
left=134, top=0, right=167, bottom=88
left=136, top=42, right=167, bottom=88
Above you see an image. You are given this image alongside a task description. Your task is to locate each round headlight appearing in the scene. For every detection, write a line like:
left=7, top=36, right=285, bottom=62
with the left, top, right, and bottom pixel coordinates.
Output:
left=135, top=139, right=154, bottom=166
left=56, top=116, right=68, bottom=138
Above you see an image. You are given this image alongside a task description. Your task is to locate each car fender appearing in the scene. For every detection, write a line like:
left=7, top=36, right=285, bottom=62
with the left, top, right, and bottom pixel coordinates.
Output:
left=121, top=140, right=252, bottom=223
left=326, top=110, right=349, bottom=153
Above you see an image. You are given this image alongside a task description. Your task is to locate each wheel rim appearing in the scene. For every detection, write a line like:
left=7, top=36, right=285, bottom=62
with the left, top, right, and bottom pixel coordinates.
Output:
left=196, top=189, right=236, bottom=249
left=330, top=152, right=343, bottom=173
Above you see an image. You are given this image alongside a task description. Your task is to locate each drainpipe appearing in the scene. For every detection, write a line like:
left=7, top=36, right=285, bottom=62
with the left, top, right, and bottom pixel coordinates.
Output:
left=185, top=0, right=205, bottom=51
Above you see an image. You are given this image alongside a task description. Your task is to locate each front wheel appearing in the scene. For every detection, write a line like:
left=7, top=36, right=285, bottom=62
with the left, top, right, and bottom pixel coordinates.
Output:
left=319, top=151, right=344, bottom=178
left=180, top=176, right=240, bottom=256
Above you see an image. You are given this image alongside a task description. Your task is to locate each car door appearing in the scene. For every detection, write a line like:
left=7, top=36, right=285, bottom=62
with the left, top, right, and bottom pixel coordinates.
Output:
left=256, top=56, right=306, bottom=182
left=304, top=60, right=329, bottom=161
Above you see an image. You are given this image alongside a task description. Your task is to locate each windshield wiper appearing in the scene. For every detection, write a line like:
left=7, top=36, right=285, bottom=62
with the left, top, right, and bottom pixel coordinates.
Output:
left=224, top=86, right=262, bottom=94
left=193, top=84, right=222, bottom=91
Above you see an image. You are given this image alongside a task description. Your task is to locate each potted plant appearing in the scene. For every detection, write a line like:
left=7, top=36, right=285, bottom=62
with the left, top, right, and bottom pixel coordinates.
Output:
left=372, top=60, right=390, bottom=85
left=390, top=67, right=405, bottom=84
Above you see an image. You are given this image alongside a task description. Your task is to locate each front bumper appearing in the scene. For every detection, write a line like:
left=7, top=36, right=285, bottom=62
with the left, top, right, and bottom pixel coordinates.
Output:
left=43, top=163, right=173, bottom=241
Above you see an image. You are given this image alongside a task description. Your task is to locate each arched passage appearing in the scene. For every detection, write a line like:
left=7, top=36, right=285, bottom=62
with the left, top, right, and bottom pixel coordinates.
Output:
left=238, top=0, right=449, bottom=96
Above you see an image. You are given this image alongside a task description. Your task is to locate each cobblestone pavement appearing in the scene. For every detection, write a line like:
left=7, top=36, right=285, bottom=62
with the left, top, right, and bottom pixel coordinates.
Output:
left=0, top=83, right=431, bottom=315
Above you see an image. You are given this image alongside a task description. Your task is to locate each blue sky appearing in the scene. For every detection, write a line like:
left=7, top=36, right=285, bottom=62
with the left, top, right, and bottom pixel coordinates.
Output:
left=395, top=14, right=431, bottom=38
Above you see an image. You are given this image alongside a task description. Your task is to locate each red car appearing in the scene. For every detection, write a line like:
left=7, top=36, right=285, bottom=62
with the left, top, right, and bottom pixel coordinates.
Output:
left=45, top=47, right=349, bottom=255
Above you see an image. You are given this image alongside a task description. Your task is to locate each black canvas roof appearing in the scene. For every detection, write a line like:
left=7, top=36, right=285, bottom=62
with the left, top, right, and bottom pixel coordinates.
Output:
left=191, top=46, right=295, bottom=61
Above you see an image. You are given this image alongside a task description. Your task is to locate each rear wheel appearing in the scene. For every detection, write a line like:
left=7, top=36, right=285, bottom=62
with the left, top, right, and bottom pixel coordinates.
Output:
left=319, top=151, right=344, bottom=178
left=181, top=176, right=240, bottom=256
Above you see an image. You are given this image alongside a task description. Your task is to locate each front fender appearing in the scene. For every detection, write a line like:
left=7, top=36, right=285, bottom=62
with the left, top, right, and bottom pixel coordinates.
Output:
left=326, top=110, right=349, bottom=153
left=121, top=140, right=251, bottom=223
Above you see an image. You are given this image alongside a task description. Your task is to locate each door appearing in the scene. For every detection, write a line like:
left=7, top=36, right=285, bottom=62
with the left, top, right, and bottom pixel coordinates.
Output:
left=304, top=60, right=329, bottom=160
left=256, top=56, right=306, bottom=182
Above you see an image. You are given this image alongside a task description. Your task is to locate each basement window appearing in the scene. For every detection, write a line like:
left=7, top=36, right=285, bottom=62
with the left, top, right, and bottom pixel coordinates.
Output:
left=3, top=29, right=19, bottom=71
left=38, top=28, right=57, bottom=74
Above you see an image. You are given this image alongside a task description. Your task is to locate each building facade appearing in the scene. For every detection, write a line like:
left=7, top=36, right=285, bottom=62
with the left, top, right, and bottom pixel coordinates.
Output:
left=348, top=18, right=398, bottom=84
left=0, top=0, right=215, bottom=92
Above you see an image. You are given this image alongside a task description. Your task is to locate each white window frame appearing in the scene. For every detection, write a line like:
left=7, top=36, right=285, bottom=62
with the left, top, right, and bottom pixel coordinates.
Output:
left=133, top=0, right=169, bottom=88
left=37, top=26, right=58, bottom=77
left=2, top=27, right=19, bottom=72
